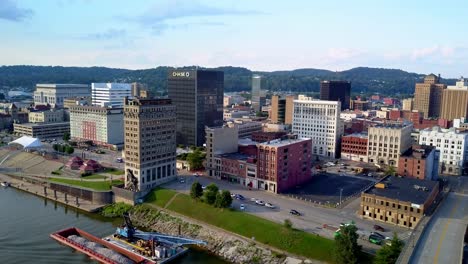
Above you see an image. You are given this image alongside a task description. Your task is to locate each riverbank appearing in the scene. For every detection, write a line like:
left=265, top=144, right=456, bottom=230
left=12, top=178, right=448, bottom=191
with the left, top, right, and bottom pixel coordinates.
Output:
left=0, top=173, right=106, bottom=212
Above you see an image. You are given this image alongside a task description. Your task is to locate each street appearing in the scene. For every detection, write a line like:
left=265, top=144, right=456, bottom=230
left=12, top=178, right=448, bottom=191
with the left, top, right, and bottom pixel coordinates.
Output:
left=410, top=177, right=468, bottom=264
left=164, top=171, right=411, bottom=253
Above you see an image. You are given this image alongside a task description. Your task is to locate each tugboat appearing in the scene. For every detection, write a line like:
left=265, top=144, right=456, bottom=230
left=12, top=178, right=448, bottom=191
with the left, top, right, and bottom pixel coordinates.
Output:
left=1, top=182, right=10, bottom=187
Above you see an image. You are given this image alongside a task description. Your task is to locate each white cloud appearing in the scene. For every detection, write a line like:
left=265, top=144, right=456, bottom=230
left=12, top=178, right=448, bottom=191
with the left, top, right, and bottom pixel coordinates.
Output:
left=411, top=45, right=455, bottom=60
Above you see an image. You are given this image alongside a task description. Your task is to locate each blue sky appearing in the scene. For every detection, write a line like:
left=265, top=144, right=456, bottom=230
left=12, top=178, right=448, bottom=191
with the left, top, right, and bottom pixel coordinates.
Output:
left=1, top=0, right=467, bottom=77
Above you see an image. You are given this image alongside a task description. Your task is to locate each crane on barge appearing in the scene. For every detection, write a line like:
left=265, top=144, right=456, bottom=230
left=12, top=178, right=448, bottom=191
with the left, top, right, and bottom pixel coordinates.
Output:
left=115, top=213, right=207, bottom=246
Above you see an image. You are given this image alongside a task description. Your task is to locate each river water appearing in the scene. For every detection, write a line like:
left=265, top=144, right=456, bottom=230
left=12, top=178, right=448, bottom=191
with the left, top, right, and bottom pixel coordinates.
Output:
left=0, top=187, right=227, bottom=264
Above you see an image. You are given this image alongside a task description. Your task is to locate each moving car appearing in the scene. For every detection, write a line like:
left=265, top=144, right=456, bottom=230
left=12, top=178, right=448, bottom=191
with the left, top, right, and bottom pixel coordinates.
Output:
left=179, top=178, right=185, bottom=183
left=265, top=203, right=275, bottom=209
left=116, top=158, right=123, bottom=163
left=373, top=225, right=385, bottom=232
left=240, top=204, right=245, bottom=210
left=255, top=200, right=265, bottom=206
left=235, top=194, right=245, bottom=200
left=289, top=209, right=301, bottom=216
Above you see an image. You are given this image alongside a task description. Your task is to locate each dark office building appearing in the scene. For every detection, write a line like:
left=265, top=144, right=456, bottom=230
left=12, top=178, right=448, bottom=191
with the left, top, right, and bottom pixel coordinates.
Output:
left=167, top=69, right=224, bottom=146
left=320, top=80, right=351, bottom=110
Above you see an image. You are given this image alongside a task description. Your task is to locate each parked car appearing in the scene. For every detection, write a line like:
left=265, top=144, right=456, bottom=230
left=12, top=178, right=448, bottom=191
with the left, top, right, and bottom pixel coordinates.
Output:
left=235, top=194, right=245, bottom=200
left=369, top=234, right=382, bottom=245
left=250, top=197, right=257, bottom=202
left=116, top=158, right=123, bottom=163
left=193, top=173, right=199, bottom=177
left=373, top=225, right=385, bottom=232
left=370, top=232, right=386, bottom=240
left=240, top=204, right=245, bottom=210
left=202, top=185, right=206, bottom=190
left=255, top=200, right=265, bottom=206
left=265, top=203, right=275, bottom=209
left=179, top=178, right=185, bottom=183
left=289, top=209, right=301, bottom=216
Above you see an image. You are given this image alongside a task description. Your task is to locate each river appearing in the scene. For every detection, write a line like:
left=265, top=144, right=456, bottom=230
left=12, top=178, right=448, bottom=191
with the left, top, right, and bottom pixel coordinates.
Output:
left=0, top=187, right=227, bottom=264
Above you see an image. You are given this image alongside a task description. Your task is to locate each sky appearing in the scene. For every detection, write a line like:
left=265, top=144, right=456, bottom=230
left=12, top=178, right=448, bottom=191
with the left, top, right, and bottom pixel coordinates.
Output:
left=1, top=0, right=467, bottom=77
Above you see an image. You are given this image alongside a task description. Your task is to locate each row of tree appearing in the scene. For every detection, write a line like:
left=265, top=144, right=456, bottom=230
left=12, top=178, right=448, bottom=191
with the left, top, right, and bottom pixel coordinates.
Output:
left=52, top=143, right=74, bottom=154
left=190, top=182, right=232, bottom=208
left=334, top=225, right=404, bottom=264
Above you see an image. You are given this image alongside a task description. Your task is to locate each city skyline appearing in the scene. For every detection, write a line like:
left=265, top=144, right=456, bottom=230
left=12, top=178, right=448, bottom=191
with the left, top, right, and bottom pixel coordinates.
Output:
left=1, top=0, right=467, bottom=77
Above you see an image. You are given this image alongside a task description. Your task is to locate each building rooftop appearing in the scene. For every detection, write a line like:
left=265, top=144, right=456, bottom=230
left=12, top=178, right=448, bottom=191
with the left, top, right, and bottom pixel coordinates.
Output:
left=365, top=176, right=438, bottom=205
left=401, top=145, right=435, bottom=159
left=258, top=137, right=310, bottom=148
left=218, top=152, right=250, bottom=161
left=370, top=122, right=413, bottom=129
left=343, top=133, right=368, bottom=139
left=36, top=84, right=89, bottom=88
left=14, top=122, right=70, bottom=128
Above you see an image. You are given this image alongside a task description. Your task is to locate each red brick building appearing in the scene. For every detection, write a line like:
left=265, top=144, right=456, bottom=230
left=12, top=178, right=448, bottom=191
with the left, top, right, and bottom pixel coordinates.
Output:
left=398, top=145, right=439, bottom=181
left=341, top=133, right=369, bottom=162
left=383, top=98, right=398, bottom=105
left=255, top=137, right=312, bottom=193
left=219, top=153, right=250, bottom=184
left=251, top=131, right=287, bottom=143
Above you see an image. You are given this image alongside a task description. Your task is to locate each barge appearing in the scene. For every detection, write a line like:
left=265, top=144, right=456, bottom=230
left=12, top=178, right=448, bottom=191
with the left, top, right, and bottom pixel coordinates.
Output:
left=51, top=214, right=206, bottom=264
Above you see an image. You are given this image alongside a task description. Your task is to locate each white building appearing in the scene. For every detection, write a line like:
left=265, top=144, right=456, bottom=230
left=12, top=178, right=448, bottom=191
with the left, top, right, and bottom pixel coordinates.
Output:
left=419, top=126, right=468, bottom=175
left=223, top=110, right=250, bottom=119
left=34, top=84, right=90, bottom=107
left=227, top=120, right=262, bottom=138
left=367, top=122, right=413, bottom=167
left=340, top=110, right=363, bottom=121
left=292, top=99, right=343, bottom=158
left=69, top=105, right=124, bottom=148
left=92, top=83, right=131, bottom=108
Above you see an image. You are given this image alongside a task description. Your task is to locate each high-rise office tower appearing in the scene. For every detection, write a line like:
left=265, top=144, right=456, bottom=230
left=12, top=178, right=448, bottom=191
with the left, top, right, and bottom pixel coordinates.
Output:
left=270, top=95, right=296, bottom=124
left=92, top=83, right=132, bottom=108
left=123, top=97, right=176, bottom=191
left=440, top=78, right=468, bottom=121
left=131, top=82, right=148, bottom=97
left=251, top=75, right=266, bottom=113
left=320, top=80, right=351, bottom=110
left=402, top=98, right=414, bottom=111
left=413, top=74, right=446, bottom=118
left=167, top=69, right=224, bottom=146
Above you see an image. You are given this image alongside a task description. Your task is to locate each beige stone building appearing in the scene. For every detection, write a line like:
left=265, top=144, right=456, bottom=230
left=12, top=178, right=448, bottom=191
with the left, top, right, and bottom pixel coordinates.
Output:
left=270, top=95, right=295, bottom=125
left=13, top=122, right=70, bottom=139
left=123, top=98, right=176, bottom=191
left=28, top=109, right=64, bottom=123
left=367, top=122, right=413, bottom=167
left=360, top=176, right=439, bottom=229
left=402, top=98, right=414, bottom=111
left=440, top=78, right=468, bottom=121
left=413, top=74, right=446, bottom=118
left=205, top=126, right=239, bottom=178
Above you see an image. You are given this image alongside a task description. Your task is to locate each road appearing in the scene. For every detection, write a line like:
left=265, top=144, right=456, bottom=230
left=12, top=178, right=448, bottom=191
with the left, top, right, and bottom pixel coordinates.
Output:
left=165, top=171, right=411, bottom=253
left=411, top=177, right=468, bottom=264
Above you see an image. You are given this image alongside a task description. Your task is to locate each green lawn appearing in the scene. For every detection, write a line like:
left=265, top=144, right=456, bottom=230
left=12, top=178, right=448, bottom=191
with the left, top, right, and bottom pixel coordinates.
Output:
left=82, top=174, right=107, bottom=179
left=145, top=188, right=177, bottom=208
left=49, top=178, right=124, bottom=191
left=104, top=168, right=125, bottom=175
left=147, top=189, right=335, bottom=262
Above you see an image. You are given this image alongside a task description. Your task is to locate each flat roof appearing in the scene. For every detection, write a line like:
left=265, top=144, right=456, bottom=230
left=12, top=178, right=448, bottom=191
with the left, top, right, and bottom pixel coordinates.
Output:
left=14, top=122, right=70, bottom=128
left=218, top=152, right=250, bottom=161
left=343, top=133, right=368, bottom=139
left=365, top=176, right=438, bottom=204
left=36, top=84, right=89, bottom=88
left=258, top=137, right=310, bottom=148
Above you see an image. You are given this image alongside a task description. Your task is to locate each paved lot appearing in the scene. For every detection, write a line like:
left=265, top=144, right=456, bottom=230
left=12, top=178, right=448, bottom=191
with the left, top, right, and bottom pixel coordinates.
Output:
left=283, top=173, right=375, bottom=204
left=164, top=171, right=410, bottom=253
left=411, top=177, right=468, bottom=264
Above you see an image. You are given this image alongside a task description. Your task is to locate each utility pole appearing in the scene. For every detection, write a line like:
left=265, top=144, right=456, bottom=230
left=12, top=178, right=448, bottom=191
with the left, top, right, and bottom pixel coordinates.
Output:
left=339, top=188, right=344, bottom=205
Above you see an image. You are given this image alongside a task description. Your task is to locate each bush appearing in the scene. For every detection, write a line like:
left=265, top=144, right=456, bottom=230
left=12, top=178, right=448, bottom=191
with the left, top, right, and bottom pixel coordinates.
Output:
left=101, top=202, right=132, bottom=217
left=214, top=190, right=232, bottom=208
left=284, top=219, right=293, bottom=229
left=203, top=183, right=219, bottom=205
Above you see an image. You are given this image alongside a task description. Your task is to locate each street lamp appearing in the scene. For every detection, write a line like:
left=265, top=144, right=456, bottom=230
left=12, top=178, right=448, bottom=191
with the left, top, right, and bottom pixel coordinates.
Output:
left=339, top=188, right=344, bottom=205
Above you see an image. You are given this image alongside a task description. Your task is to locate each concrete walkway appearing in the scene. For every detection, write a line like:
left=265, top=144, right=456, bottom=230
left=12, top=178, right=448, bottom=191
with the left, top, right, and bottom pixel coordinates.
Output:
left=0, top=173, right=106, bottom=212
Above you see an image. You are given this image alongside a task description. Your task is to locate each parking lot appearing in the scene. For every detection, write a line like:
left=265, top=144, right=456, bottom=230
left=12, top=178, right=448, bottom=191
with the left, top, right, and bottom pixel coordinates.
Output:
left=283, top=173, right=375, bottom=205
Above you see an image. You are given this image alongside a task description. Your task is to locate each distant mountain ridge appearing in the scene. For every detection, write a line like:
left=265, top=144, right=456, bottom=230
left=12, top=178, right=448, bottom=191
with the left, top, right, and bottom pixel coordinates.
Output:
left=0, top=65, right=457, bottom=96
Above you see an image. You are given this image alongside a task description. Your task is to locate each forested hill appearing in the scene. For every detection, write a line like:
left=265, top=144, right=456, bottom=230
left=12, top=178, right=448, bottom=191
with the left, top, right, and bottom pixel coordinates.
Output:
left=0, top=65, right=456, bottom=95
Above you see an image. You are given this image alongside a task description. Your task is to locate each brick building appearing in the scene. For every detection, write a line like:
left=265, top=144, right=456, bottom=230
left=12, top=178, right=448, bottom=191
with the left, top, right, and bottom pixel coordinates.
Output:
left=398, top=145, right=439, bottom=180
left=256, top=137, right=312, bottom=193
left=251, top=131, right=287, bottom=143
left=219, top=153, right=249, bottom=184
left=360, top=176, right=439, bottom=229
left=341, top=133, right=369, bottom=162
left=350, top=100, right=371, bottom=111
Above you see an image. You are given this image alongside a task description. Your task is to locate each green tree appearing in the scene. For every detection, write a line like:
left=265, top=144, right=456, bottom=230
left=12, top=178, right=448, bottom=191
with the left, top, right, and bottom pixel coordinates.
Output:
left=334, top=225, right=362, bottom=264
left=52, top=144, right=59, bottom=151
left=283, top=219, right=293, bottom=230
left=64, top=145, right=74, bottom=154
left=190, top=181, right=203, bottom=200
left=385, top=165, right=396, bottom=176
left=374, top=233, right=404, bottom=264
left=177, top=144, right=185, bottom=149
left=214, top=190, right=232, bottom=208
left=203, top=183, right=219, bottom=205
left=63, top=132, right=70, bottom=141
left=186, top=150, right=205, bottom=170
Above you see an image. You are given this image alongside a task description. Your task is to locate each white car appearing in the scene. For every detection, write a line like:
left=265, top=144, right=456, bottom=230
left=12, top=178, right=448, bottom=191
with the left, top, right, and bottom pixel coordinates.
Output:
left=240, top=204, right=245, bottom=210
left=250, top=197, right=257, bottom=202
left=202, top=185, right=206, bottom=190
left=265, top=203, right=275, bottom=209
left=231, top=193, right=237, bottom=198
left=255, top=200, right=265, bottom=206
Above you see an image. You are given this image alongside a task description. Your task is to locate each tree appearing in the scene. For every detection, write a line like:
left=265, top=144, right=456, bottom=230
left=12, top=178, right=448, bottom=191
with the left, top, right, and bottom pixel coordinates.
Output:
left=64, top=145, right=74, bottom=154
left=203, top=183, right=219, bottom=205
left=214, top=190, right=232, bottom=208
left=186, top=150, right=205, bottom=170
left=385, top=165, right=396, bottom=176
left=190, top=181, right=203, bottom=200
left=283, top=219, right=293, bottom=229
left=177, top=144, right=185, bottom=149
left=52, top=144, right=59, bottom=151
left=334, top=225, right=362, bottom=264
left=374, top=233, right=404, bottom=264
left=63, top=132, right=70, bottom=141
